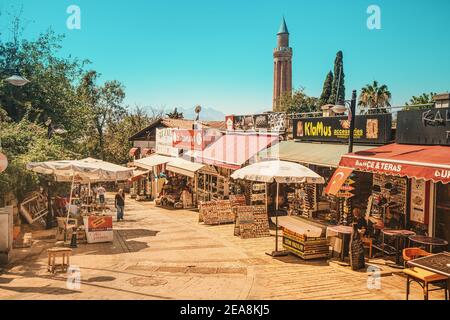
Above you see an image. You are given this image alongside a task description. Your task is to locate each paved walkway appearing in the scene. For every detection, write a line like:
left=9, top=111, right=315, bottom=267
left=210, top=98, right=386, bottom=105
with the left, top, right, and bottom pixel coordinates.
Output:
left=0, top=197, right=446, bottom=300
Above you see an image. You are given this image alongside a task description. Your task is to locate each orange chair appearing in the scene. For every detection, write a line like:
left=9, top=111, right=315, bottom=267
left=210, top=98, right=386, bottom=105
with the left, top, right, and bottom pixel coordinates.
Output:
left=403, top=248, right=432, bottom=266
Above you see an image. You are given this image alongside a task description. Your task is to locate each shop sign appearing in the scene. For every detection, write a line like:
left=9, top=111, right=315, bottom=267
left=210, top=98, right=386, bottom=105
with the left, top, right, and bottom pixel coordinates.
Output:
left=410, top=178, right=429, bottom=224
left=293, top=114, right=392, bottom=144
left=156, top=128, right=180, bottom=157
left=340, top=156, right=450, bottom=184
left=396, top=107, right=450, bottom=145
left=227, top=112, right=287, bottom=132
left=83, top=216, right=113, bottom=243
left=172, top=129, right=218, bottom=151
left=0, top=152, right=8, bottom=173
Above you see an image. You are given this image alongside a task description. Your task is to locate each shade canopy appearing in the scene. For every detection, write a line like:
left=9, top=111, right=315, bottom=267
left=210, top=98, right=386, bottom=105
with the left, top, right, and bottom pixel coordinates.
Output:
left=166, top=158, right=205, bottom=178
left=231, top=160, right=325, bottom=184
left=132, top=154, right=174, bottom=170
left=27, top=157, right=133, bottom=182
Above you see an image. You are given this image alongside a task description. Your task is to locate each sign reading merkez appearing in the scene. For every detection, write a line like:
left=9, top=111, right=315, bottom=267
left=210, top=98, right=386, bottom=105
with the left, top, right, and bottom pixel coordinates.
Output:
left=396, top=107, right=450, bottom=145
left=293, top=114, right=392, bottom=144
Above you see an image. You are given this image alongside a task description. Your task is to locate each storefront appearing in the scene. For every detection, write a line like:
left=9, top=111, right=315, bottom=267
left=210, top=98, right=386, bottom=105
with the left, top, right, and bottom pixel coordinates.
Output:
left=131, top=154, right=174, bottom=200
left=260, top=140, right=376, bottom=224
left=338, top=142, right=450, bottom=250
left=194, top=132, right=280, bottom=204
left=162, top=157, right=205, bottom=209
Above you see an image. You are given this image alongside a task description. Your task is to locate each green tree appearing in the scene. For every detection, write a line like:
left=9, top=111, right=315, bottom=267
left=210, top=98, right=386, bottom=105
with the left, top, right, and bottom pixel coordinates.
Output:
left=0, top=118, right=74, bottom=202
left=358, top=81, right=392, bottom=114
left=166, top=107, right=184, bottom=119
left=278, top=88, right=319, bottom=114
left=103, top=106, right=154, bottom=164
left=328, top=51, right=345, bottom=105
left=77, top=71, right=126, bottom=160
left=404, top=92, right=436, bottom=110
left=319, top=71, right=333, bottom=107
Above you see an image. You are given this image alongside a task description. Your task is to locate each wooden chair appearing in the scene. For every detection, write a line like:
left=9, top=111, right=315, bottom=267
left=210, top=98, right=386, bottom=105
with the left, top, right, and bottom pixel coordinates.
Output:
left=56, top=217, right=78, bottom=241
left=403, top=247, right=432, bottom=266
left=362, top=237, right=373, bottom=258
left=403, top=267, right=449, bottom=300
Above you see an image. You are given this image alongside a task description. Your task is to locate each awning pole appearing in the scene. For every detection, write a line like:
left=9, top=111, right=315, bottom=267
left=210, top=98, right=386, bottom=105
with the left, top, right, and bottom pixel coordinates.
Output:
left=67, top=173, right=75, bottom=223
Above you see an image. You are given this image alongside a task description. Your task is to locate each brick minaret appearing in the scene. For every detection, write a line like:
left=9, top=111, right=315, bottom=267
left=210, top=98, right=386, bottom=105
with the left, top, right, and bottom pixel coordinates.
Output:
left=272, top=17, right=293, bottom=111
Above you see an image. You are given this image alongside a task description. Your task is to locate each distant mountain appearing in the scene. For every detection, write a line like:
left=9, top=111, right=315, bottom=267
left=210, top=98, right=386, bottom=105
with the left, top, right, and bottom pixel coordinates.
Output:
left=174, top=106, right=226, bottom=121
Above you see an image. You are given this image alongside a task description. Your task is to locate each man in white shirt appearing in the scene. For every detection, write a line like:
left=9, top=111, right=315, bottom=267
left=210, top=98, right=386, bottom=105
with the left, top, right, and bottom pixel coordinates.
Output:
left=97, top=185, right=106, bottom=208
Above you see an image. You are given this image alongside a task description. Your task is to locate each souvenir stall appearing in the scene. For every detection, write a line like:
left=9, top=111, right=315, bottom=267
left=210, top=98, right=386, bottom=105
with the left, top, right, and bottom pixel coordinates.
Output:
left=197, top=165, right=232, bottom=202
left=156, top=157, right=205, bottom=209
left=231, top=160, right=326, bottom=258
left=27, top=158, right=133, bottom=244
left=132, top=154, right=174, bottom=200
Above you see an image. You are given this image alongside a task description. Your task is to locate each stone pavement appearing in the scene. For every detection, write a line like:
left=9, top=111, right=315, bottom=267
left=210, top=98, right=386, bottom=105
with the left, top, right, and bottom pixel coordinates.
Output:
left=0, top=196, right=447, bottom=300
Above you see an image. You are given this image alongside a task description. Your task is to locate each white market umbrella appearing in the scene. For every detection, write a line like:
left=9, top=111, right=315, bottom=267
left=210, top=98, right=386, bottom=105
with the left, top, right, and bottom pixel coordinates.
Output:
left=231, top=160, right=325, bottom=255
left=27, top=157, right=134, bottom=222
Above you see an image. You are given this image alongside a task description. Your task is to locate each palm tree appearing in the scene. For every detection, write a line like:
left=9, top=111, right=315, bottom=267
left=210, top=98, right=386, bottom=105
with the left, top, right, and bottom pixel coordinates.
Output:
left=358, top=81, right=392, bottom=114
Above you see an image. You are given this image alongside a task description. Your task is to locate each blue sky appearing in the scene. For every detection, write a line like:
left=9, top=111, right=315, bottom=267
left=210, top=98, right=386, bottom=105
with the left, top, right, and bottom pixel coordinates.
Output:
left=1, top=0, right=449, bottom=116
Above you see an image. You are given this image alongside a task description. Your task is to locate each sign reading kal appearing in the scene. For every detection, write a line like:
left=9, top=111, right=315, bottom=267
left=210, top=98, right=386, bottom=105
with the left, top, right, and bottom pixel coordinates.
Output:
left=293, top=114, right=392, bottom=144
left=396, top=107, right=450, bottom=145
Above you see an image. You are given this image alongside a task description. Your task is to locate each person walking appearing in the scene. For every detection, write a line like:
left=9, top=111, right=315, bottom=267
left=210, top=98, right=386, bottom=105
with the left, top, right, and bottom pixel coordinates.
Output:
left=115, top=189, right=125, bottom=221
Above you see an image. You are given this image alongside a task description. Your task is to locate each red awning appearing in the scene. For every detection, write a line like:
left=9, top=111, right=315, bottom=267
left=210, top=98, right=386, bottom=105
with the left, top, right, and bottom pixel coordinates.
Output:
left=339, top=143, right=450, bottom=184
left=196, top=133, right=279, bottom=170
left=129, top=147, right=140, bottom=157
left=325, top=167, right=354, bottom=195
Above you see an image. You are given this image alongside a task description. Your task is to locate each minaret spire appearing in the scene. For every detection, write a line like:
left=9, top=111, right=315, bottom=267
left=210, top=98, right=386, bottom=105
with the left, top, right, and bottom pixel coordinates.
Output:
left=272, top=17, right=293, bottom=111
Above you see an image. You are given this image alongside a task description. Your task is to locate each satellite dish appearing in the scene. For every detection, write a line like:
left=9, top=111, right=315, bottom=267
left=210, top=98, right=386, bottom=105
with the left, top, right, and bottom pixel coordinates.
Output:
left=195, top=105, right=202, bottom=114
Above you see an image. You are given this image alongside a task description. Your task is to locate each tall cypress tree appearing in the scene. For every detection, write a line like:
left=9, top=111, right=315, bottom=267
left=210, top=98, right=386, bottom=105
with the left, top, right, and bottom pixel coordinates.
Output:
left=319, top=71, right=333, bottom=107
left=328, top=51, right=345, bottom=105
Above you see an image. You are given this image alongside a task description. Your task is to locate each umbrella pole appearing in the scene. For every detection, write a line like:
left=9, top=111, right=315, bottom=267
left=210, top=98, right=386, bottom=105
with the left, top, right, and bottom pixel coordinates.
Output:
left=67, top=174, right=75, bottom=223
left=275, top=182, right=279, bottom=252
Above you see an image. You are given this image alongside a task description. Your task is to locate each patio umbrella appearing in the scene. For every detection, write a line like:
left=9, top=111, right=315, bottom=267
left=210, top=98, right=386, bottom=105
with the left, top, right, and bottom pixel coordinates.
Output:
left=27, top=158, right=134, bottom=221
left=231, top=160, right=325, bottom=255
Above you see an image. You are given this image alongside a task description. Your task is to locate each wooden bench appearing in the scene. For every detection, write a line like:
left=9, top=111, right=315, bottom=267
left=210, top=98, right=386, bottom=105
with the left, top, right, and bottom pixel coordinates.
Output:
left=403, top=267, right=449, bottom=300
left=47, top=248, right=73, bottom=273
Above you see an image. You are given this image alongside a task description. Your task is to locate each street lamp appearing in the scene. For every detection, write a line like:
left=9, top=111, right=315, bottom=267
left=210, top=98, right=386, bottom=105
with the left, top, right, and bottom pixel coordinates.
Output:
left=331, top=90, right=357, bottom=153
left=5, top=69, right=30, bottom=87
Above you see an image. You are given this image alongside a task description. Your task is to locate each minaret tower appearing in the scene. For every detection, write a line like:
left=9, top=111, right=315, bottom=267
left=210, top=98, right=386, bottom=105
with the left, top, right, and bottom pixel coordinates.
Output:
left=272, top=17, right=293, bottom=111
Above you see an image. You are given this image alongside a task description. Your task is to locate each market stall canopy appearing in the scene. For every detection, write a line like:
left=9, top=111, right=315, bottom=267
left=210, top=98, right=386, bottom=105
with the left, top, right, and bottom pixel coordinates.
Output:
left=166, top=158, right=205, bottom=178
left=132, top=154, right=174, bottom=170
left=260, top=141, right=374, bottom=168
left=27, top=157, right=133, bottom=182
left=231, top=160, right=325, bottom=184
left=195, top=133, right=279, bottom=170
left=339, top=143, right=450, bottom=184
left=129, top=169, right=151, bottom=182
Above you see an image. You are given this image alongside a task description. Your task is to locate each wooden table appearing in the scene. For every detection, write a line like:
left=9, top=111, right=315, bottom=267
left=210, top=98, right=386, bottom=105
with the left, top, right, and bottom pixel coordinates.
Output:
left=409, top=235, right=449, bottom=253
left=327, top=225, right=353, bottom=262
left=407, top=252, right=450, bottom=278
left=382, top=229, right=416, bottom=265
